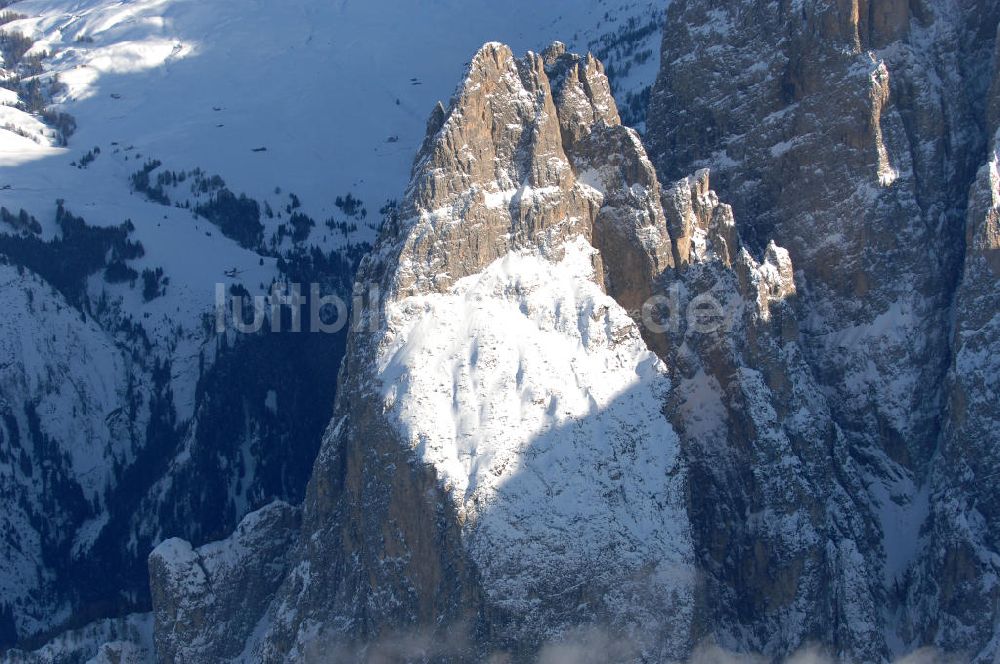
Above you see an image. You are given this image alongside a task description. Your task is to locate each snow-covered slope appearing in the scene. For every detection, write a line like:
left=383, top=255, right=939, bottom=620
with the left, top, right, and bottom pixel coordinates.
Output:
left=0, top=263, right=131, bottom=636
left=3, top=0, right=665, bottom=240
left=379, top=238, right=694, bottom=642
left=0, top=263, right=128, bottom=500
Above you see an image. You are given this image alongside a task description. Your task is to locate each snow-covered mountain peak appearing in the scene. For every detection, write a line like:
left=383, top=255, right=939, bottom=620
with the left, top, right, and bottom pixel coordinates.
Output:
left=148, top=42, right=697, bottom=661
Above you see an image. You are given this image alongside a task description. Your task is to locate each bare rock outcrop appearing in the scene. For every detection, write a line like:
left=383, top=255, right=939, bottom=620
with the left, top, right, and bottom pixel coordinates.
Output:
left=149, top=501, right=300, bottom=662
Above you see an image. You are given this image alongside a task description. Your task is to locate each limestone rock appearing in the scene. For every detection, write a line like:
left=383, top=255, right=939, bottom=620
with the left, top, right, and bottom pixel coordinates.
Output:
left=648, top=0, right=1000, bottom=658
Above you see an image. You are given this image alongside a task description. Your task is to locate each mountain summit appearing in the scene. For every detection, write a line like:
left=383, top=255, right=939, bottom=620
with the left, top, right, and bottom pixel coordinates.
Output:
left=151, top=40, right=698, bottom=662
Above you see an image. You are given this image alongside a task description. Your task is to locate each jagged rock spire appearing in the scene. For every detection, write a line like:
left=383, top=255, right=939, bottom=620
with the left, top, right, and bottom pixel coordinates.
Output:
left=375, top=41, right=673, bottom=318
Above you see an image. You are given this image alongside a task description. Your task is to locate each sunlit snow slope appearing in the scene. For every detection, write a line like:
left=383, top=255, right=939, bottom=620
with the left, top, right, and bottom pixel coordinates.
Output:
left=3, top=0, right=664, bottom=240
left=379, top=238, right=694, bottom=641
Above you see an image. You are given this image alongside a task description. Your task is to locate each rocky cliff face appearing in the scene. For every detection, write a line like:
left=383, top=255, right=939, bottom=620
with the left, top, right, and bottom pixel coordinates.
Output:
left=913, top=125, right=1000, bottom=658
left=663, top=171, right=901, bottom=660
left=647, top=0, right=1000, bottom=660
left=649, top=0, right=985, bottom=475
left=148, top=6, right=1000, bottom=661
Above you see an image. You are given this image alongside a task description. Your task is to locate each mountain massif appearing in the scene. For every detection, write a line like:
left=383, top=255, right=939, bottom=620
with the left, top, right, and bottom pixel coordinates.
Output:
left=2, top=0, right=999, bottom=662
